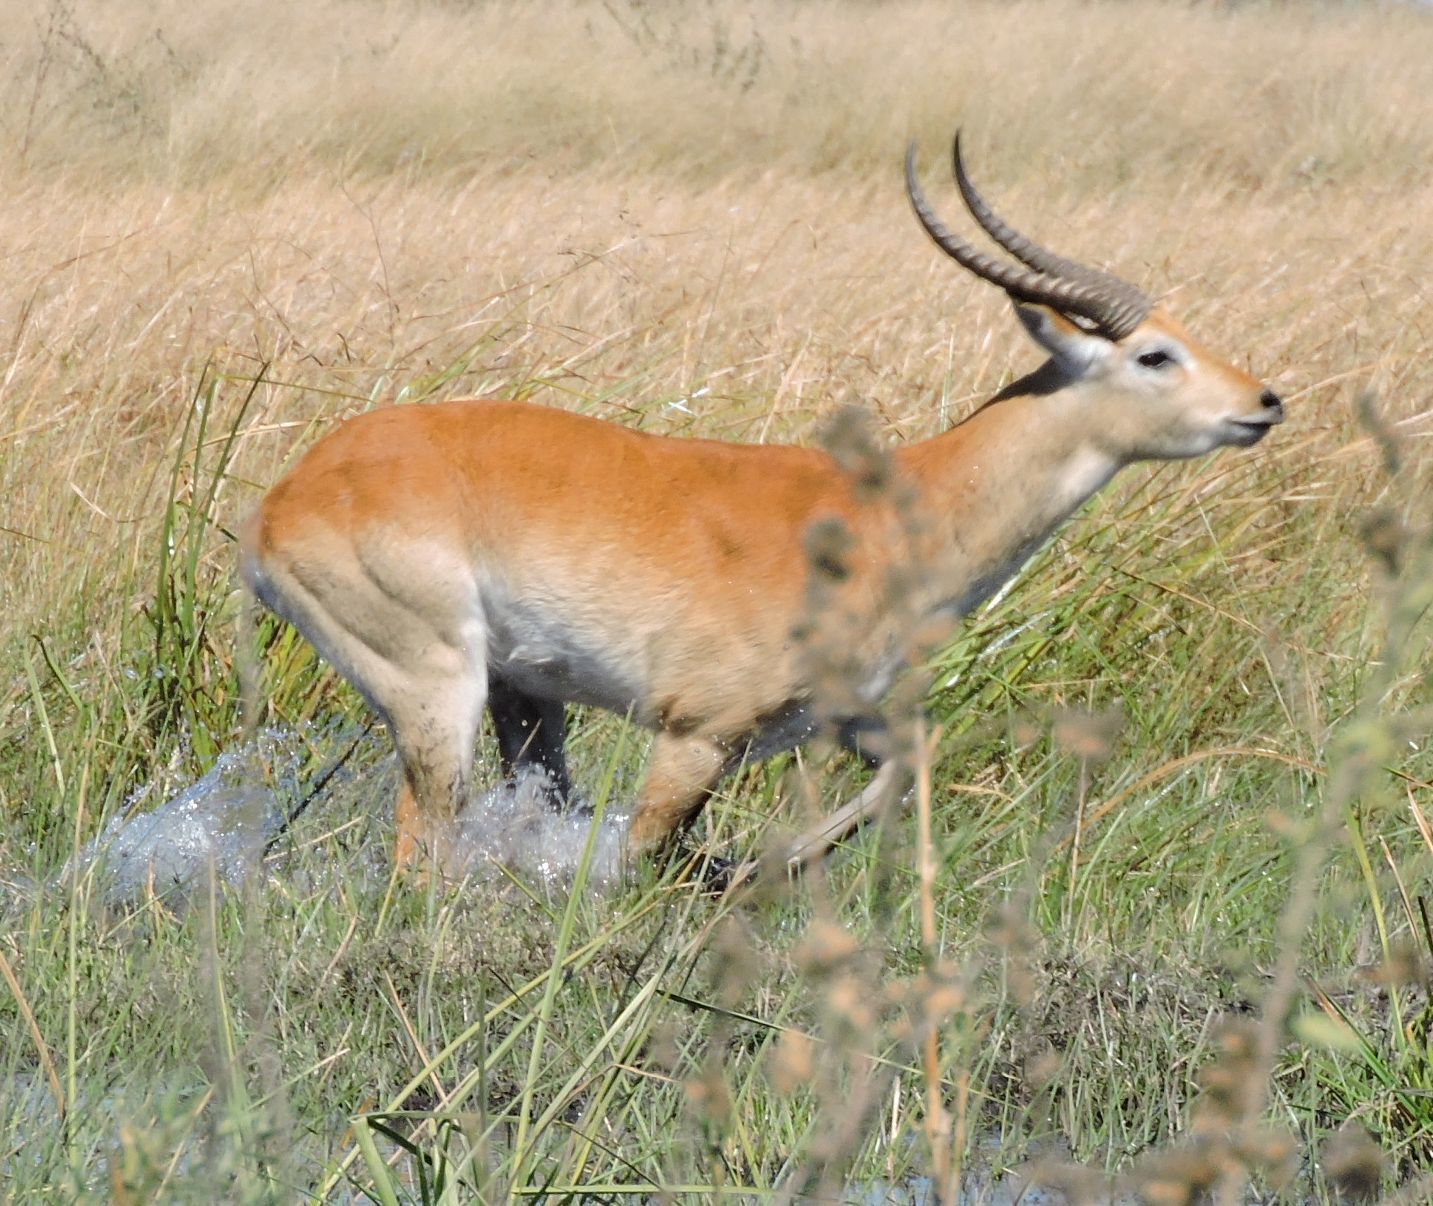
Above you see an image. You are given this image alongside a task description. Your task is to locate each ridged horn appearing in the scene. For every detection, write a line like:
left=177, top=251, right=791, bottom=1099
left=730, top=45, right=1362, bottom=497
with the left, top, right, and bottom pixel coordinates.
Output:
left=905, top=135, right=1151, bottom=342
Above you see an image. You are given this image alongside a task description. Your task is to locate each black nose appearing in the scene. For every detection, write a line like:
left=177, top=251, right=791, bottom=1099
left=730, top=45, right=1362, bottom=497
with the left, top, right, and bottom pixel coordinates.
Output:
left=1259, top=389, right=1284, bottom=420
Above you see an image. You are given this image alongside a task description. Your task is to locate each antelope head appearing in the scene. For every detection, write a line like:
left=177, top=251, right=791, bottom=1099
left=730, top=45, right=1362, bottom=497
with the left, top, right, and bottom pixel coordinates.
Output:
left=905, top=134, right=1284, bottom=463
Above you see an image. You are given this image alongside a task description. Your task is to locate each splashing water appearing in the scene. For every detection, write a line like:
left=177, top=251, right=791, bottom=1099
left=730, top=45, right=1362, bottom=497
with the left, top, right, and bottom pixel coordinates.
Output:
left=62, top=730, right=295, bottom=906
left=453, top=768, right=630, bottom=889
left=56, top=725, right=632, bottom=908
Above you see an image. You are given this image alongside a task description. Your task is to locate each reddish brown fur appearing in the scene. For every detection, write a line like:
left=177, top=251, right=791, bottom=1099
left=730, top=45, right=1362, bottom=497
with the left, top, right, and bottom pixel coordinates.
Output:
left=242, top=289, right=1282, bottom=879
left=242, top=132, right=1287, bottom=877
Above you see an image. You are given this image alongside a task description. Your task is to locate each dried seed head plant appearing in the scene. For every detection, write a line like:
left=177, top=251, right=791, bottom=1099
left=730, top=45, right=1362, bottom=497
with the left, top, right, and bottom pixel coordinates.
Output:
left=6, top=0, right=1433, bottom=1199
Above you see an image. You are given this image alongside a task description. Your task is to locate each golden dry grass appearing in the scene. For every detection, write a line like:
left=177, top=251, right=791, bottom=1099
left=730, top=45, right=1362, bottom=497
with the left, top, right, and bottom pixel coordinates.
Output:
left=0, top=5, right=1428, bottom=605
left=4, top=0, right=1432, bottom=797
left=4, top=3, right=1433, bottom=1196
left=6, top=0, right=1433, bottom=187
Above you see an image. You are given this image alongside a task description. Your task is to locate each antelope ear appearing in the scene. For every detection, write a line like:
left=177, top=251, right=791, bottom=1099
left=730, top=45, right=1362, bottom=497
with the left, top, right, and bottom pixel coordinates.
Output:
left=1013, top=302, right=1111, bottom=372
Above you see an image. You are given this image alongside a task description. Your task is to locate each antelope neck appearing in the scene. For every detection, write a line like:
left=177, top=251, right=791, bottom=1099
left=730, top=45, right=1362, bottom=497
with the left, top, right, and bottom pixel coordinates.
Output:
left=895, top=388, right=1121, bottom=618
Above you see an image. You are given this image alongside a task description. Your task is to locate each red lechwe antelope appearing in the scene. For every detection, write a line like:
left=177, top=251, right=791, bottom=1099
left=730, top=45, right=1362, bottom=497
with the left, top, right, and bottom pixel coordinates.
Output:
left=240, top=133, right=1284, bottom=881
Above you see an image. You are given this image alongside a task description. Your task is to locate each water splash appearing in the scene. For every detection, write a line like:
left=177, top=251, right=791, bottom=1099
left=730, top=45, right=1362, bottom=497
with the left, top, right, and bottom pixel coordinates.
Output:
left=452, top=768, right=630, bottom=889
left=56, top=725, right=631, bottom=907
left=63, top=730, right=293, bottom=905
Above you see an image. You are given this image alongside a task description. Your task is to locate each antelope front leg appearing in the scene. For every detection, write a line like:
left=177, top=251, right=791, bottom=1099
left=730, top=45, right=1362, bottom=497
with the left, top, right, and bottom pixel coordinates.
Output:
left=724, top=760, right=913, bottom=889
left=626, top=732, right=729, bottom=861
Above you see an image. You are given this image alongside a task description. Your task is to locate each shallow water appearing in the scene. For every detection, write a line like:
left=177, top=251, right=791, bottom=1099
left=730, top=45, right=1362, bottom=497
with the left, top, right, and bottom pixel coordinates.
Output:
left=62, top=729, right=294, bottom=905
left=12, top=729, right=1296, bottom=1202
left=57, top=724, right=629, bottom=908
left=452, top=767, right=629, bottom=887
left=0, top=1068, right=1135, bottom=1206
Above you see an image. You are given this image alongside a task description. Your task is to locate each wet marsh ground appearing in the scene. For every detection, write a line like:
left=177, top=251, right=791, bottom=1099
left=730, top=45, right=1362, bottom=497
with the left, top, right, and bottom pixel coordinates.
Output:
left=3, top=0, right=1433, bottom=1199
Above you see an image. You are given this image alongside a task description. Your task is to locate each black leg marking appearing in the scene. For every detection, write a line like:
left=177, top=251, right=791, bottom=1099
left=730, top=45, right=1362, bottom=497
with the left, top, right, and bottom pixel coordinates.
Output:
left=487, top=679, right=576, bottom=809
left=836, top=714, right=889, bottom=769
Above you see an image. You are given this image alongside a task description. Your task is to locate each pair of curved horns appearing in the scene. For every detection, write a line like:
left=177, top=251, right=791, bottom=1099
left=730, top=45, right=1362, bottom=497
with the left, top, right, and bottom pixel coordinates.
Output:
left=905, top=133, right=1151, bottom=342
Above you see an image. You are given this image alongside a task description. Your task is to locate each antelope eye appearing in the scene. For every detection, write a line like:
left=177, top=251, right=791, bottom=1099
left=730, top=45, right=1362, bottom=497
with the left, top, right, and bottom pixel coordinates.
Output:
left=1137, top=349, right=1175, bottom=370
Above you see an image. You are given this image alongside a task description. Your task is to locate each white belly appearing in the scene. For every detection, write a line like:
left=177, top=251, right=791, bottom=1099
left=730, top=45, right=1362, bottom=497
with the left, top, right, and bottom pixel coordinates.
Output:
left=484, top=606, right=645, bottom=716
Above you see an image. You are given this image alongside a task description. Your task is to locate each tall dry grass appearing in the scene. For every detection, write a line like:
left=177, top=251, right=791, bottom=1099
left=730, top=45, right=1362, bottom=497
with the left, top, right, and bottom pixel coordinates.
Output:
left=2, top=0, right=1429, bottom=912
left=3, top=0, right=1430, bottom=844
left=5, top=0, right=1433, bottom=189
left=2, top=0, right=1433, bottom=1196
